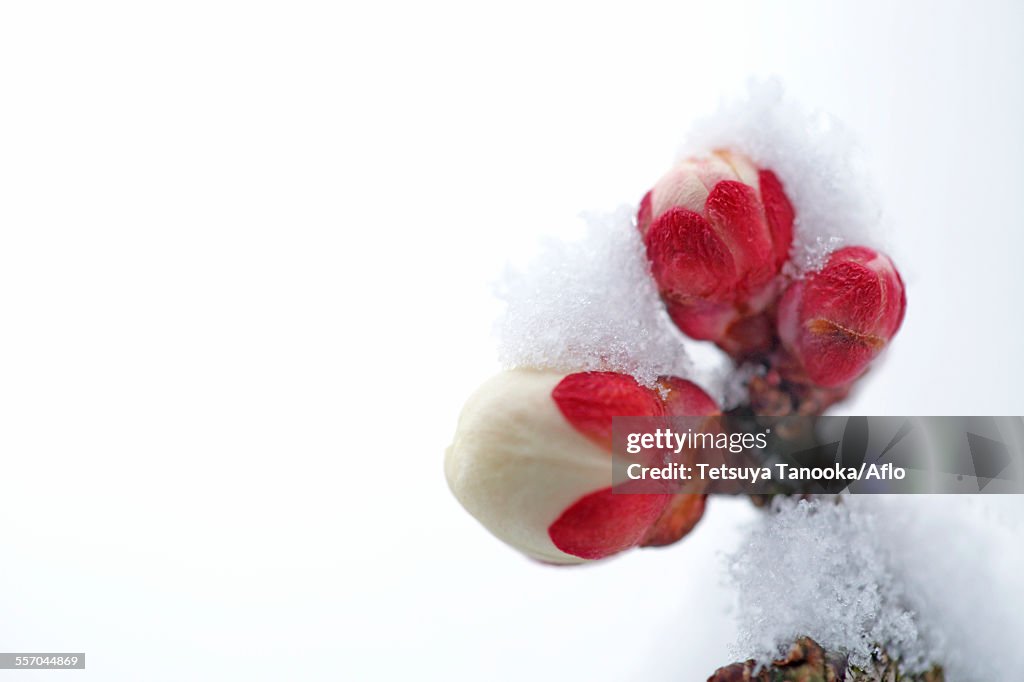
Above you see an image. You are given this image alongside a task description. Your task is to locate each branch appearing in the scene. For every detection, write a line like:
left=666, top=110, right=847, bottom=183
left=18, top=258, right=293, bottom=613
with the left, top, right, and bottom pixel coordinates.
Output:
left=707, top=637, right=944, bottom=682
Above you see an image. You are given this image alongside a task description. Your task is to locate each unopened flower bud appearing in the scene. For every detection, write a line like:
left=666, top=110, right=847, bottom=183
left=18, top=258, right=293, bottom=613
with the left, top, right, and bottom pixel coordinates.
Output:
left=445, top=370, right=717, bottom=564
left=777, top=246, right=906, bottom=388
left=638, top=150, right=795, bottom=352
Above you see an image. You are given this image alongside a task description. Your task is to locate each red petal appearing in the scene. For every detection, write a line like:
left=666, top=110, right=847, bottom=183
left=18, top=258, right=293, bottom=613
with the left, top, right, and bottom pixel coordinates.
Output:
left=658, top=377, right=720, bottom=416
left=803, top=259, right=885, bottom=333
left=820, top=247, right=906, bottom=338
left=641, top=494, right=707, bottom=547
left=551, top=372, right=665, bottom=448
left=718, top=310, right=776, bottom=359
left=645, top=207, right=737, bottom=303
left=548, top=487, right=671, bottom=560
left=757, top=169, right=795, bottom=269
left=891, top=268, right=907, bottom=336
left=664, top=300, right=737, bottom=341
left=833, top=245, right=877, bottom=263
left=704, top=180, right=775, bottom=294
left=798, top=323, right=879, bottom=387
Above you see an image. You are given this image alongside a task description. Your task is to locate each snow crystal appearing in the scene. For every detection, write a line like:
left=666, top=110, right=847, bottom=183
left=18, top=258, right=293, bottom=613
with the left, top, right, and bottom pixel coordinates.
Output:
left=684, top=80, right=883, bottom=274
left=727, top=496, right=1024, bottom=680
left=495, top=206, right=691, bottom=387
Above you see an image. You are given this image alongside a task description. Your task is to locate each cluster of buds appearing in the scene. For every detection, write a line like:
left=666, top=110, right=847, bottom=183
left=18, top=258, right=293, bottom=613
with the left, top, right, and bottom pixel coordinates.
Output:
left=446, top=148, right=906, bottom=563
left=641, top=150, right=906, bottom=411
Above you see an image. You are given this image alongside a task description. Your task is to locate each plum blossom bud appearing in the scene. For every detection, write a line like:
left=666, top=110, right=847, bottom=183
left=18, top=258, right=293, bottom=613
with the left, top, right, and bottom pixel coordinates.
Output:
left=445, top=370, right=718, bottom=564
left=777, top=246, right=906, bottom=388
left=638, top=150, right=795, bottom=352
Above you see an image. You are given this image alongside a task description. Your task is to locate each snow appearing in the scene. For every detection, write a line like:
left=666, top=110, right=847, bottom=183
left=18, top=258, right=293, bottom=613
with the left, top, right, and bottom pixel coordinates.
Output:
left=684, top=80, right=884, bottom=274
left=495, top=206, right=691, bottom=388
left=727, top=496, right=1024, bottom=680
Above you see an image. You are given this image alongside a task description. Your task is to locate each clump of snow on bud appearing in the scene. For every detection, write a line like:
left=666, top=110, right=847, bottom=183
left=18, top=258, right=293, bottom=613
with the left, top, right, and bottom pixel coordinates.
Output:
left=726, top=496, right=1024, bottom=680
left=496, top=207, right=691, bottom=387
left=683, top=81, right=883, bottom=274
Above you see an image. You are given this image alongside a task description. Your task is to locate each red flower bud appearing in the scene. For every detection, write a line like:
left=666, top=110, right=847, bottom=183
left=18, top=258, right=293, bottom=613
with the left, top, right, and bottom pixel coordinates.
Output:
left=639, top=150, right=794, bottom=350
left=777, top=246, right=906, bottom=387
left=445, top=370, right=718, bottom=563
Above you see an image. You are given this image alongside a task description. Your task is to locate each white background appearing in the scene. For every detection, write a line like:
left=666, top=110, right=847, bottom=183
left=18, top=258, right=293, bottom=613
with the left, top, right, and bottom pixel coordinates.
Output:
left=1, top=1, right=1022, bottom=680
